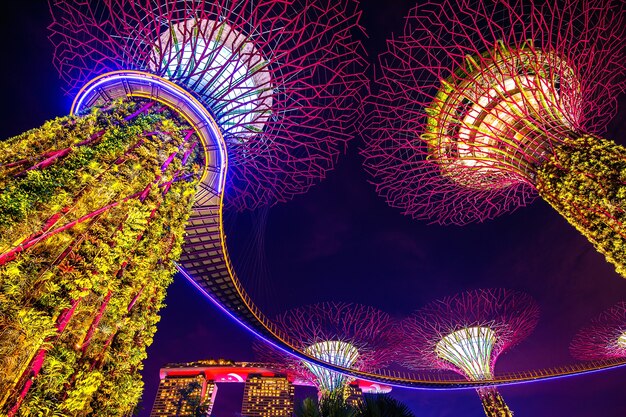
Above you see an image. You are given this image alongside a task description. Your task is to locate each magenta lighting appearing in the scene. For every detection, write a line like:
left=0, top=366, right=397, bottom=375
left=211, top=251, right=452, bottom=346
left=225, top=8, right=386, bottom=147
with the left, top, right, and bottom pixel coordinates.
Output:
left=255, top=303, right=398, bottom=396
left=571, top=302, right=626, bottom=361
left=361, top=0, right=625, bottom=224
left=399, top=289, right=539, bottom=417
left=49, top=0, right=368, bottom=210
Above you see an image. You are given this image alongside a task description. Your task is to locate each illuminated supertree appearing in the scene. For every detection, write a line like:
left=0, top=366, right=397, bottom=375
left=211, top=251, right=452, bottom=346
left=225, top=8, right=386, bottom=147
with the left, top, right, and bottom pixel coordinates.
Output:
left=49, top=0, right=367, bottom=210
left=0, top=1, right=366, bottom=415
left=571, top=302, right=626, bottom=361
left=255, top=303, right=397, bottom=400
left=399, top=289, right=539, bottom=417
left=362, top=0, right=626, bottom=276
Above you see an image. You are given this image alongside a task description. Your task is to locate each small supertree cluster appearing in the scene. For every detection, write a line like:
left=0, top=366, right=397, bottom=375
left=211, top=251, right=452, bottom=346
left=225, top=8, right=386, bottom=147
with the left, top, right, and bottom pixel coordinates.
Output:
left=362, top=0, right=626, bottom=276
left=49, top=0, right=368, bottom=210
left=571, top=302, right=626, bottom=361
left=399, top=289, right=539, bottom=417
left=256, top=303, right=397, bottom=398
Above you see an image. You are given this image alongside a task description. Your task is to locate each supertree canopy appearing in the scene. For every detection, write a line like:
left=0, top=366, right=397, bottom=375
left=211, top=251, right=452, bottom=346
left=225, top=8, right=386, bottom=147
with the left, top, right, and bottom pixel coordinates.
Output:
left=0, top=1, right=366, bottom=415
left=49, top=0, right=367, bottom=210
left=255, top=303, right=397, bottom=398
left=571, top=302, right=626, bottom=361
left=361, top=0, right=626, bottom=277
left=399, top=289, right=539, bottom=417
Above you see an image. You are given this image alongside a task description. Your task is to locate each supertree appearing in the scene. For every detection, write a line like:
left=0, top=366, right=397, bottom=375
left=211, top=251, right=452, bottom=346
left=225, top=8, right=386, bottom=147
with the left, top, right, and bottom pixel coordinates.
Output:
left=570, top=302, right=626, bottom=361
left=49, top=0, right=367, bottom=210
left=255, top=302, right=398, bottom=400
left=0, top=1, right=366, bottom=415
left=399, top=289, right=540, bottom=417
left=361, top=0, right=626, bottom=277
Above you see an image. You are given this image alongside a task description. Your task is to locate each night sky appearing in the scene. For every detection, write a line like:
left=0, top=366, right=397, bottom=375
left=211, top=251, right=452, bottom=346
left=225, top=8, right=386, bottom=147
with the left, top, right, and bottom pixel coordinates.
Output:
left=2, top=1, right=626, bottom=416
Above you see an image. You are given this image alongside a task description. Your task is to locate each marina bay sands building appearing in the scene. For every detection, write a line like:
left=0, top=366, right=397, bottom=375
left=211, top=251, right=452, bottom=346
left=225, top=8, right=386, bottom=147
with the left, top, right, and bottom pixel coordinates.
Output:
left=150, top=360, right=293, bottom=416
left=151, top=373, right=218, bottom=416
left=149, top=359, right=390, bottom=416
left=242, top=374, right=295, bottom=417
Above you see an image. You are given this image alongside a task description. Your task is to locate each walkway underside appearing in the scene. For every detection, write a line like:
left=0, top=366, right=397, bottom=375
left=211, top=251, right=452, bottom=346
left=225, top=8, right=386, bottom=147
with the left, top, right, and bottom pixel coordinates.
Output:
left=177, top=197, right=626, bottom=389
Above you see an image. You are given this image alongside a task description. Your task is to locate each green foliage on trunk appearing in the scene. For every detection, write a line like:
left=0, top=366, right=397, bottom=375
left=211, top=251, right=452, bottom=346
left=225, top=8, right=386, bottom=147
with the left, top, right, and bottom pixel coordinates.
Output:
left=0, top=99, right=202, bottom=416
left=537, top=134, right=626, bottom=278
left=477, top=387, right=513, bottom=417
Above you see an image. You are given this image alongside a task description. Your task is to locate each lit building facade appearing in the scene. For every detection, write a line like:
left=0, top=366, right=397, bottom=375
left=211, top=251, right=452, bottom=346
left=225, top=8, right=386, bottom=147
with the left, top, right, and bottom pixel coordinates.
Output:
left=151, top=375, right=217, bottom=417
left=149, top=359, right=389, bottom=415
left=343, top=382, right=363, bottom=407
left=241, top=374, right=294, bottom=417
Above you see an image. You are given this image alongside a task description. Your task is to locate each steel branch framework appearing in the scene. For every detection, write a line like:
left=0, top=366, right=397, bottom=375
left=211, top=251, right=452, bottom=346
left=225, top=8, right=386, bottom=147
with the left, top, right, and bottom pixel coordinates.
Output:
left=571, top=302, right=626, bottom=361
left=399, top=289, right=539, bottom=417
left=49, top=0, right=368, bottom=210
left=255, top=303, right=398, bottom=394
left=362, top=0, right=625, bottom=224
left=399, top=289, right=539, bottom=377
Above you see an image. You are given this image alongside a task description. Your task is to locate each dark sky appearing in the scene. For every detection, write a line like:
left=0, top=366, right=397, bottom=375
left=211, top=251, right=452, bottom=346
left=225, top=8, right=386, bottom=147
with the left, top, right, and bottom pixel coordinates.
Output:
left=2, top=1, right=626, bottom=416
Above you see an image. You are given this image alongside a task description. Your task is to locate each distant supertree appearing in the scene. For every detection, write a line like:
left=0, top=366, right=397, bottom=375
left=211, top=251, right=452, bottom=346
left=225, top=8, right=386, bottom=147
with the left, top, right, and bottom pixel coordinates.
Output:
left=571, top=302, right=626, bottom=361
left=399, top=289, right=540, bottom=417
left=255, top=303, right=397, bottom=399
left=362, top=0, right=626, bottom=276
left=0, top=1, right=366, bottom=415
left=49, top=0, right=367, bottom=210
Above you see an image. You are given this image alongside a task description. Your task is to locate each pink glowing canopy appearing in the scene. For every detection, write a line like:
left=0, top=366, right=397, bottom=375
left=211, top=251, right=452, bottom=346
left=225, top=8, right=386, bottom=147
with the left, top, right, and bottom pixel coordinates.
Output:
left=361, top=0, right=625, bottom=224
left=399, top=289, right=539, bottom=379
left=49, top=0, right=368, bottom=210
left=571, top=302, right=626, bottom=361
left=255, top=302, right=398, bottom=390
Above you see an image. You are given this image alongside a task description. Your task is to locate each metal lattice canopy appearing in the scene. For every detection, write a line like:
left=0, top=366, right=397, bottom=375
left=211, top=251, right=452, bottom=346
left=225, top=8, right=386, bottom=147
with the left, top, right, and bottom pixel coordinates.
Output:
left=571, top=302, right=626, bottom=361
left=399, top=289, right=539, bottom=380
left=361, top=0, right=625, bottom=224
left=254, top=302, right=398, bottom=393
left=49, top=0, right=368, bottom=210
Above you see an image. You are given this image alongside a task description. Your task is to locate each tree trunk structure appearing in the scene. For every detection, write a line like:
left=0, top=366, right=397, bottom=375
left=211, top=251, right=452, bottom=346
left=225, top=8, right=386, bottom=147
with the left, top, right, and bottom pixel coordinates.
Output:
left=0, top=99, right=201, bottom=416
left=537, top=134, right=626, bottom=278
left=478, top=387, right=513, bottom=417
